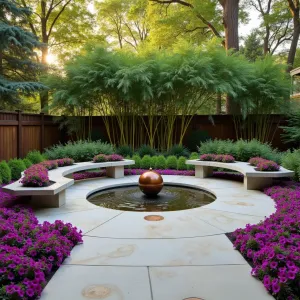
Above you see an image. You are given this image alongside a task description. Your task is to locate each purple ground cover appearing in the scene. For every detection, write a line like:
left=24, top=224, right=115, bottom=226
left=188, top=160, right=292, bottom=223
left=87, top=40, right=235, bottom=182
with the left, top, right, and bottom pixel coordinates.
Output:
left=230, top=181, right=300, bottom=299
left=0, top=206, right=82, bottom=299
left=73, top=169, right=244, bottom=181
left=0, top=184, right=18, bottom=208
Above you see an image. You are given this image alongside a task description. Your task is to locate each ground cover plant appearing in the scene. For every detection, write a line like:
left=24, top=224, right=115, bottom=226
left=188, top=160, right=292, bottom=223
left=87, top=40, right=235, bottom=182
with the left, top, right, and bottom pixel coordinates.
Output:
left=229, top=182, right=300, bottom=300
left=0, top=206, right=83, bottom=300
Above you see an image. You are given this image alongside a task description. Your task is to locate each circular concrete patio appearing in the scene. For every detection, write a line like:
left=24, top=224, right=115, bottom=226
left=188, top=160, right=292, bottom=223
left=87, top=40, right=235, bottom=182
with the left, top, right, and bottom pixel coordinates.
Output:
left=35, top=175, right=275, bottom=300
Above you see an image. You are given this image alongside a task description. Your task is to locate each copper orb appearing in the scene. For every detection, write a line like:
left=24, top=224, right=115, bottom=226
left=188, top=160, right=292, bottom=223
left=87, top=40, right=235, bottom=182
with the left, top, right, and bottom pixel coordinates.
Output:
left=139, top=168, right=163, bottom=197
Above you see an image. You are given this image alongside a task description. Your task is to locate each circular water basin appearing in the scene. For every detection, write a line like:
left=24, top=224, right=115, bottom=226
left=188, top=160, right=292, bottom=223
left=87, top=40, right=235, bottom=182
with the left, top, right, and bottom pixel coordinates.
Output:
left=87, top=184, right=215, bottom=212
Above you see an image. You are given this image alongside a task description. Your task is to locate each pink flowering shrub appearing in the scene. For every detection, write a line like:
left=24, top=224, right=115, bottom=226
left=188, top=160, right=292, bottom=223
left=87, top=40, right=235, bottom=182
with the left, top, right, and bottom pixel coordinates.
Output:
left=56, top=158, right=74, bottom=167
left=93, top=154, right=124, bottom=163
left=0, top=206, right=82, bottom=299
left=249, top=157, right=264, bottom=166
left=200, top=154, right=235, bottom=163
left=93, top=154, right=108, bottom=163
left=248, top=157, right=280, bottom=171
left=107, top=154, right=124, bottom=161
left=40, top=160, right=58, bottom=170
left=20, top=165, right=49, bottom=187
left=256, top=160, right=280, bottom=172
left=230, top=182, right=300, bottom=299
left=199, top=154, right=216, bottom=161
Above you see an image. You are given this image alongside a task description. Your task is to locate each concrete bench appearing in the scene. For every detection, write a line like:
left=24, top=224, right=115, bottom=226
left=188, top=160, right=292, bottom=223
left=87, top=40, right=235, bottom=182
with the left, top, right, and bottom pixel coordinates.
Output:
left=185, top=160, right=294, bottom=190
left=2, top=160, right=134, bottom=208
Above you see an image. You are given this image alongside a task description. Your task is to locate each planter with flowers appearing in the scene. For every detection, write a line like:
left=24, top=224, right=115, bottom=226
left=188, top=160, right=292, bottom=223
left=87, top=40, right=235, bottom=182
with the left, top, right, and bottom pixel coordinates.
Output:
left=199, top=154, right=235, bottom=163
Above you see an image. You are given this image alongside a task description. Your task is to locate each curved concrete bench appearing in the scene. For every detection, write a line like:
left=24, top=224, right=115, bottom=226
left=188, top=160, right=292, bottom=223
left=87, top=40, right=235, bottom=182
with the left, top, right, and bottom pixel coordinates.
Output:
left=3, top=160, right=134, bottom=208
left=185, top=160, right=294, bottom=190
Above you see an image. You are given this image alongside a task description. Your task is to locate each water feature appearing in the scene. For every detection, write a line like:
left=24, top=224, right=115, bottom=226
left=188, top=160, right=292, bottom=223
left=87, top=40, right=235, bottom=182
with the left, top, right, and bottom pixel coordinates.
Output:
left=87, top=184, right=215, bottom=212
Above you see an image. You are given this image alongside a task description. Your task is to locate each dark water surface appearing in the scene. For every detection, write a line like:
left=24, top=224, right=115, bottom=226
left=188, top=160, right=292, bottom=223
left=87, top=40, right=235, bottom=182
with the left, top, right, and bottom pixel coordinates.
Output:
left=88, top=185, right=215, bottom=212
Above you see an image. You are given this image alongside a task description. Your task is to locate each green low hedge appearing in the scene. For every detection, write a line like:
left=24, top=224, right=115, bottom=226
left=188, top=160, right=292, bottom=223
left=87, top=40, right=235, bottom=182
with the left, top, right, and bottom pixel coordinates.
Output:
left=8, top=159, right=26, bottom=180
left=155, top=155, right=166, bottom=169
left=140, top=155, right=152, bottom=169
left=132, top=154, right=141, bottom=168
left=166, top=155, right=178, bottom=169
left=23, top=158, right=33, bottom=168
left=0, top=161, right=11, bottom=184
left=26, top=150, right=44, bottom=164
left=177, top=156, right=187, bottom=170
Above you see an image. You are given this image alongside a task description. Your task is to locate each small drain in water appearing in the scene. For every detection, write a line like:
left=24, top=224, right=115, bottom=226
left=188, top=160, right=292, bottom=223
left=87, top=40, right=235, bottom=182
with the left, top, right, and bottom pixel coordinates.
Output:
left=183, top=298, right=204, bottom=300
left=144, top=215, right=164, bottom=221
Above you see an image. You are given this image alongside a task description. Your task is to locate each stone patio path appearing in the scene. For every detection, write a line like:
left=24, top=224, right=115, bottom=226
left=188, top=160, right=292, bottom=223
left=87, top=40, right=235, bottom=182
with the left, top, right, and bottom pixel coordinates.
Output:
left=35, top=175, right=275, bottom=300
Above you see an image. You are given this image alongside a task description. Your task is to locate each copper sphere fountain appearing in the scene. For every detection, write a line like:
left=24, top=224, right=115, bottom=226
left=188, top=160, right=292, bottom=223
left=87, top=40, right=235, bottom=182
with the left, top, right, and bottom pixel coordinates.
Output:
left=139, top=168, right=163, bottom=197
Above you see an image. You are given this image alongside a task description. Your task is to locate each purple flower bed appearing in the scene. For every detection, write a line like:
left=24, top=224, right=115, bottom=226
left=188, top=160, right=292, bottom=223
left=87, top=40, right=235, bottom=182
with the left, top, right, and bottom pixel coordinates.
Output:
left=73, top=169, right=245, bottom=182
left=0, top=206, right=82, bottom=299
left=200, top=154, right=235, bottom=163
left=229, top=182, right=300, bottom=299
left=248, top=157, right=280, bottom=172
left=0, top=184, right=18, bottom=207
left=20, top=165, right=50, bottom=187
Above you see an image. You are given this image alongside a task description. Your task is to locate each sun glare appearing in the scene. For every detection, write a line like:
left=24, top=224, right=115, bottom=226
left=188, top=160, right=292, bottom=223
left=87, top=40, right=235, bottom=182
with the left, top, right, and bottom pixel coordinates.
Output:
left=46, top=53, right=58, bottom=65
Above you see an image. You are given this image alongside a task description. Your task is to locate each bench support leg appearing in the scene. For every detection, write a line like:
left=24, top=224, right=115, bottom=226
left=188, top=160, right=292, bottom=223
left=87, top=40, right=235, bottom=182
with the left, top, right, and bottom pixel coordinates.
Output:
left=30, top=190, right=66, bottom=208
left=195, top=165, right=213, bottom=178
left=106, top=166, right=124, bottom=179
left=244, top=177, right=273, bottom=190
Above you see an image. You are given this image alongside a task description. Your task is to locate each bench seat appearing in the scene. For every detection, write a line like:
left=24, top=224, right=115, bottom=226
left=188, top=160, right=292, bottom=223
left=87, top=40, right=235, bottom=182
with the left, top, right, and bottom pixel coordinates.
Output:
left=185, top=160, right=294, bottom=190
left=2, top=160, right=134, bottom=208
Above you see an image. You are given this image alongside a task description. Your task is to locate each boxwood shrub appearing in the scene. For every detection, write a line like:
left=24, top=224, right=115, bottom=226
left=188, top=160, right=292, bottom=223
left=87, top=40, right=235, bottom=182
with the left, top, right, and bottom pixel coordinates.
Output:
left=0, top=161, right=11, bottom=184
left=132, top=154, right=141, bottom=168
left=26, top=150, right=44, bottom=164
left=166, top=155, right=178, bottom=169
left=8, top=159, right=26, bottom=180
left=187, top=152, right=199, bottom=170
left=140, top=155, right=152, bottom=169
left=23, top=158, right=33, bottom=169
left=151, top=156, right=157, bottom=168
left=155, top=155, right=166, bottom=169
left=177, top=156, right=187, bottom=170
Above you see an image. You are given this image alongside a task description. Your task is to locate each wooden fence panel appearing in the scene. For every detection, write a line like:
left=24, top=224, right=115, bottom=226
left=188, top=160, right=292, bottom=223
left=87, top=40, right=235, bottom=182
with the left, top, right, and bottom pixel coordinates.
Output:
left=0, top=111, right=290, bottom=161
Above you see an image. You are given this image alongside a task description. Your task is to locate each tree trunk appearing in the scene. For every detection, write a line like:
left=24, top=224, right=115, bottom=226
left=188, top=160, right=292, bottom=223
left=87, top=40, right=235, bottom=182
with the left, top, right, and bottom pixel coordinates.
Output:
left=264, top=25, right=270, bottom=55
left=220, top=0, right=240, bottom=114
left=287, top=5, right=300, bottom=72
left=222, top=0, right=240, bottom=51
left=40, top=10, right=49, bottom=113
left=40, top=45, right=49, bottom=113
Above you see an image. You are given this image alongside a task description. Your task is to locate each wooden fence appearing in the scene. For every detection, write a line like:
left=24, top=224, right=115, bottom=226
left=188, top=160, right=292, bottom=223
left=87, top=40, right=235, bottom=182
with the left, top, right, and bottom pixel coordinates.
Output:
left=0, top=111, right=289, bottom=161
left=0, top=111, right=63, bottom=161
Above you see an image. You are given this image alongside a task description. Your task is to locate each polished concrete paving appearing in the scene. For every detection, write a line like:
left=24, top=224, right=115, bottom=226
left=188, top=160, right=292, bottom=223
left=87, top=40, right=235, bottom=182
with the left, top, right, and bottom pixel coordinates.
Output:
left=36, top=175, right=274, bottom=300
